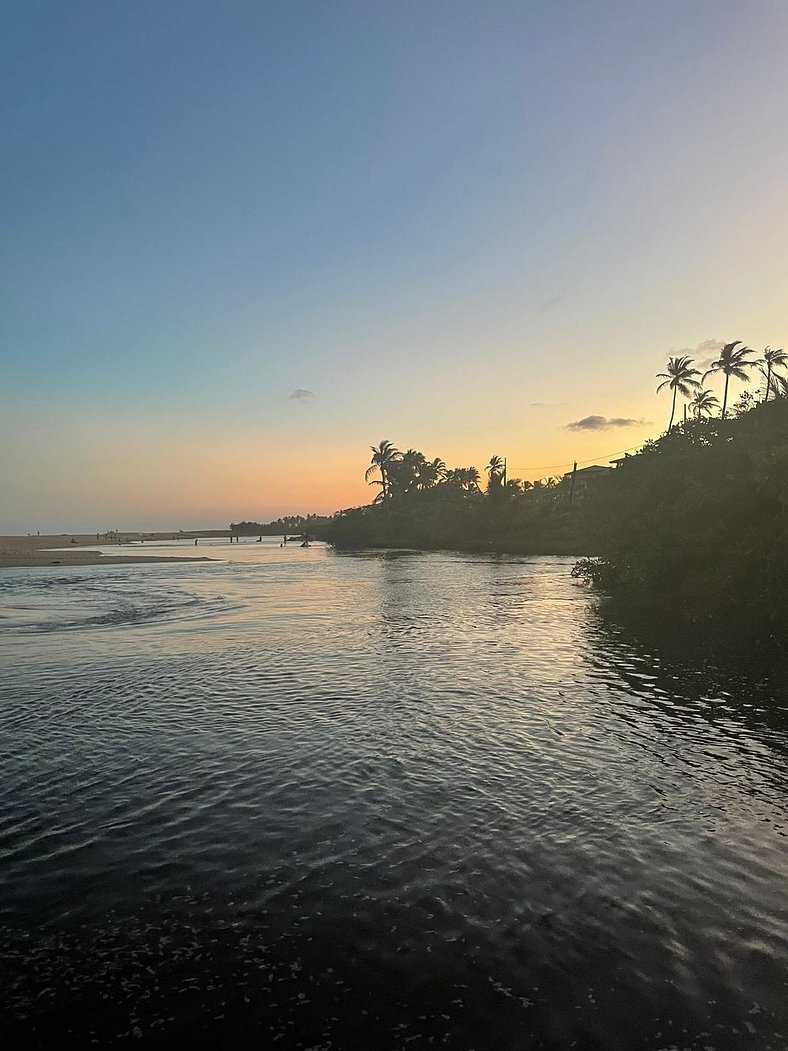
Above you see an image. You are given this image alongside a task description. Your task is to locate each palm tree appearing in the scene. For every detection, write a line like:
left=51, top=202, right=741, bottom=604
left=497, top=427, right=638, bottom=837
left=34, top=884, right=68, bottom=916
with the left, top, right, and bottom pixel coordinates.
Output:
left=486, top=454, right=505, bottom=479
left=365, top=440, right=400, bottom=504
left=656, top=356, right=702, bottom=429
left=689, top=387, right=720, bottom=419
left=702, top=341, right=755, bottom=418
left=416, top=456, right=446, bottom=490
left=485, top=454, right=505, bottom=497
left=390, top=448, right=425, bottom=496
left=756, top=346, right=788, bottom=403
left=446, top=466, right=481, bottom=492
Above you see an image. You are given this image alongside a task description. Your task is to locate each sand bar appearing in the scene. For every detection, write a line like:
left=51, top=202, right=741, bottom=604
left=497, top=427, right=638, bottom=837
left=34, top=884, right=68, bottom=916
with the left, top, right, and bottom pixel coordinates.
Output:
left=0, top=533, right=216, bottom=568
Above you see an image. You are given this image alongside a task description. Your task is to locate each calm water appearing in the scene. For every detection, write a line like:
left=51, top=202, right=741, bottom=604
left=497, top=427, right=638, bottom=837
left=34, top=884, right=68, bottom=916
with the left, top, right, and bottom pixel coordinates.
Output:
left=1, top=542, right=787, bottom=1049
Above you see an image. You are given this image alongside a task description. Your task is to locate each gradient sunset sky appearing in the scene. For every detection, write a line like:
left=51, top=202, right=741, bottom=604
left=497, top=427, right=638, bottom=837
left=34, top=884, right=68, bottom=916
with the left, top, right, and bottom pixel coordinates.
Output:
left=2, top=1, right=787, bottom=532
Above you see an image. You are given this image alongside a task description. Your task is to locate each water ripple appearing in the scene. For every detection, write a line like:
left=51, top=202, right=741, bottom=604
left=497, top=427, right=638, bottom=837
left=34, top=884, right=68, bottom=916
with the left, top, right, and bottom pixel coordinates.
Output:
left=0, top=551, right=786, bottom=1048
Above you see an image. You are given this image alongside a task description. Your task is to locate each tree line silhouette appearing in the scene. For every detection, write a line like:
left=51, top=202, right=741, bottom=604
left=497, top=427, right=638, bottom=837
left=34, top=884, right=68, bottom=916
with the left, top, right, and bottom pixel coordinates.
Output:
left=326, top=440, right=593, bottom=553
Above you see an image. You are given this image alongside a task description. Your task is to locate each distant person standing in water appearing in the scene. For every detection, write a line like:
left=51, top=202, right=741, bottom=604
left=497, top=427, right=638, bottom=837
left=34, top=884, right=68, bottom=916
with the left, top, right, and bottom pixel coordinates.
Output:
left=194, top=539, right=198, bottom=546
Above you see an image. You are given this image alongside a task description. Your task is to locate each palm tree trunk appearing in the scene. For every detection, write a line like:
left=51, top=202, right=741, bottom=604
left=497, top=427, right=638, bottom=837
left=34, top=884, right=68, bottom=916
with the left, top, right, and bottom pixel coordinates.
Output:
left=765, top=363, right=772, bottom=403
left=721, top=374, right=730, bottom=418
left=668, top=388, right=677, bottom=429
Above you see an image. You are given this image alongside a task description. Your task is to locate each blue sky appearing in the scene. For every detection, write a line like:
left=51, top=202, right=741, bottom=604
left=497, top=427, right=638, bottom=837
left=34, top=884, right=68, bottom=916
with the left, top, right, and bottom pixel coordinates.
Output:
left=2, top=1, right=787, bottom=531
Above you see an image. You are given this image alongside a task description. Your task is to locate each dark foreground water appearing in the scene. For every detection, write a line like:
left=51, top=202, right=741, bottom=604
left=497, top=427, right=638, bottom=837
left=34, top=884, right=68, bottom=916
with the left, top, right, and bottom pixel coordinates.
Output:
left=1, top=541, right=787, bottom=1049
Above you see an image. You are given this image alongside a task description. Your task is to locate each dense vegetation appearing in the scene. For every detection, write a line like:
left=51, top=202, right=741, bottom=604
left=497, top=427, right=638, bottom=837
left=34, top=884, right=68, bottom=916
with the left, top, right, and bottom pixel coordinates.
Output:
left=573, top=395, right=788, bottom=646
left=325, top=445, right=593, bottom=554
left=230, top=514, right=331, bottom=538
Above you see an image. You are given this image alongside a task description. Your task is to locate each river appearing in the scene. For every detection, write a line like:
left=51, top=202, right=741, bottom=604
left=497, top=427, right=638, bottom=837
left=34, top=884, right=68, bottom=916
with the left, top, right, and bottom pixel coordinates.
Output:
left=1, top=541, right=786, bottom=1048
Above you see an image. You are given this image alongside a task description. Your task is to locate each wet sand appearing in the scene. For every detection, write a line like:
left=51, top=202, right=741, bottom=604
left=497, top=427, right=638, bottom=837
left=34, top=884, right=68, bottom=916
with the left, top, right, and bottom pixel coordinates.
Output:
left=0, top=534, right=216, bottom=568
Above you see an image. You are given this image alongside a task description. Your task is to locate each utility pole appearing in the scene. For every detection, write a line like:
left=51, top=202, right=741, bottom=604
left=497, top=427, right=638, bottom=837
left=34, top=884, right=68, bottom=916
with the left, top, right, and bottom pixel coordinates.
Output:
left=569, top=461, right=578, bottom=504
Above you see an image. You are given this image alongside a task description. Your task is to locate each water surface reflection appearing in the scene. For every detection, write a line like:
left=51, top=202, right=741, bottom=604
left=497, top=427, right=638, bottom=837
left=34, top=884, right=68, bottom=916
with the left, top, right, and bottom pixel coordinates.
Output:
left=0, top=549, right=786, bottom=1048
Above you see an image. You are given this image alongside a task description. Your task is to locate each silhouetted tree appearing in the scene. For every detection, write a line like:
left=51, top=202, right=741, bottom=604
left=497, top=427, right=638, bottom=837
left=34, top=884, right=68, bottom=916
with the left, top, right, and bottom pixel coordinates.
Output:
left=733, top=390, right=757, bottom=416
left=703, top=341, right=755, bottom=418
left=416, top=456, right=446, bottom=490
left=485, top=455, right=506, bottom=499
left=445, top=467, right=481, bottom=492
left=756, top=346, right=788, bottom=403
left=656, top=356, right=701, bottom=429
left=365, top=440, right=400, bottom=504
left=393, top=449, right=427, bottom=495
left=689, top=387, right=720, bottom=419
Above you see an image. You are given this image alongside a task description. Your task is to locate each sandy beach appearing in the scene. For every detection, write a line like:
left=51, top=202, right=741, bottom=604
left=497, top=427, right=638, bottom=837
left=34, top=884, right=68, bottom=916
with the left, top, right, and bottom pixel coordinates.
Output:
left=0, top=533, right=216, bottom=568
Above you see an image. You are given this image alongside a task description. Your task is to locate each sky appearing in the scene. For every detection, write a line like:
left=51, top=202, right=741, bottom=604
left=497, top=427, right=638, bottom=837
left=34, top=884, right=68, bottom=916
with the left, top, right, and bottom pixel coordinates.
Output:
left=2, top=0, right=787, bottom=532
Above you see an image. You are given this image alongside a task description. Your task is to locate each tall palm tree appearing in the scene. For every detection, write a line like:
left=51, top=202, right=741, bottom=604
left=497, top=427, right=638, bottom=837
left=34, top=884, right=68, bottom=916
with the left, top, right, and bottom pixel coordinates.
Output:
left=486, top=454, right=505, bottom=479
left=365, top=440, right=400, bottom=504
left=485, top=454, right=505, bottom=497
left=656, top=356, right=702, bottom=429
left=702, top=341, right=755, bottom=418
left=689, top=387, right=720, bottom=419
left=756, top=346, right=788, bottom=403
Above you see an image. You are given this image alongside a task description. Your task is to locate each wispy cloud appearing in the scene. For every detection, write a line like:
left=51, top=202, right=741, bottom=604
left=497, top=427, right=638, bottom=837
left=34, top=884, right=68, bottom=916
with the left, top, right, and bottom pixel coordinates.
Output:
left=564, top=415, right=648, bottom=431
left=676, top=338, right=724, bottom=370
left=288, top=389, right=314, bottom=401
left=538, top=288, right=566, bottom=313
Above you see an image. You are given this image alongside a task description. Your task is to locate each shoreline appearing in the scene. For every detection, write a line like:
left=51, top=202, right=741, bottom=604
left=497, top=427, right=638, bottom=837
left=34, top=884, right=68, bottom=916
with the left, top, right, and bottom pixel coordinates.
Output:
left=0, top=533, right=217, bottom=568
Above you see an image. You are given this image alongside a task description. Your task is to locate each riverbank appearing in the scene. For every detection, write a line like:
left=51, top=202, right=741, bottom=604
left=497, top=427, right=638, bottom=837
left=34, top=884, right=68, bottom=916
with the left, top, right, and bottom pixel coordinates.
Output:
left=0, top=534, right=215, bottom=568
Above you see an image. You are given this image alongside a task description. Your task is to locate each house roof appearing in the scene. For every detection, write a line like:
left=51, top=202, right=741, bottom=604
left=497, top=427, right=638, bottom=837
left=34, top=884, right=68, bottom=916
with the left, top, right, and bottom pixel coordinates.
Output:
left=573, top=464, right=612, bottom=476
